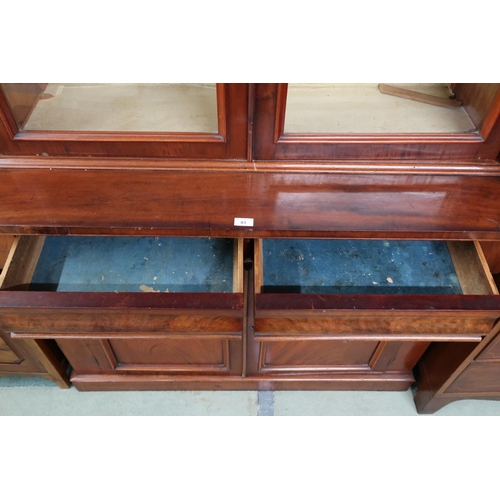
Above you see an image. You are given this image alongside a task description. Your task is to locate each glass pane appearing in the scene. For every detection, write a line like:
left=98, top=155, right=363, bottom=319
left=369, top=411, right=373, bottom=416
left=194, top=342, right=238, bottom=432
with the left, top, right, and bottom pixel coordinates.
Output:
left=1, top=83, right=218, bottom=133
left=284, top=84, right=477, bottom=134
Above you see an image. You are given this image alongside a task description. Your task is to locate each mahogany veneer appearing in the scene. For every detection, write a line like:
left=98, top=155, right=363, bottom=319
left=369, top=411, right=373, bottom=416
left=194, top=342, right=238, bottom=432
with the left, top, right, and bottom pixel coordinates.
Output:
left=1, top=162, right=500, bottom=239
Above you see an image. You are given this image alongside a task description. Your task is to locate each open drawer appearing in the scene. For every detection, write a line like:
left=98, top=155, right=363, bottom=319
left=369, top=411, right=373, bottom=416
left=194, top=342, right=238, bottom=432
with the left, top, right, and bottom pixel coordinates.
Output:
left=0, top=236, right=245, bottom=387
left=251, top=239, right=500, bottom=387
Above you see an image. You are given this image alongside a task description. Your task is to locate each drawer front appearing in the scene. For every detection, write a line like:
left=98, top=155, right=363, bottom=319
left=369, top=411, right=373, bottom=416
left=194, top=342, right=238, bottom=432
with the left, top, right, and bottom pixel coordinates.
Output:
left=255, top=294, right=500, bottom=341
left=0, top=292, right=244, bottom=337
left=255, top=239, right=500, bottom=340
left=255, top=314, right=494, bottom=339
left=56, top=337, right=241, bottom=375
left=445, top=362, right=500, bottom=394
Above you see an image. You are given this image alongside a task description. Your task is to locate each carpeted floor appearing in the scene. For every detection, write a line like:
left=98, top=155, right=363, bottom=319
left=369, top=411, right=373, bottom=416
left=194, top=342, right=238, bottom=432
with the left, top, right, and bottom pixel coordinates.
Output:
left=2, top=376, right=500, bottom=416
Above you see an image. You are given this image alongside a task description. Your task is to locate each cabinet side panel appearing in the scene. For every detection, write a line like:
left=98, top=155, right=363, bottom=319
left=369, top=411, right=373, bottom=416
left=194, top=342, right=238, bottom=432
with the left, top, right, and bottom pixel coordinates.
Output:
left=453, top=83, right=500, bottom=131
left=444, top=363, right=500, bottom=394
left=0, top=84, right=46, bottom=128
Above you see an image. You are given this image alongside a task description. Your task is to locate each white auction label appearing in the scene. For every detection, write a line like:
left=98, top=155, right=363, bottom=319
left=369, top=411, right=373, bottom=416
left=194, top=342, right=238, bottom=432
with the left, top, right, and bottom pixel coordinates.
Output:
left=234, top=217, right=254, bottom=227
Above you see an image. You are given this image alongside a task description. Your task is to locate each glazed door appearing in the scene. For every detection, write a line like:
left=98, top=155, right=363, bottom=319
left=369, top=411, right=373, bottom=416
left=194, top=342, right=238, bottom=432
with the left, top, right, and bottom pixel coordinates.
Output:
left=0, top=83, right=249, bottom=159
left=253, top=83, right=500, bottom=162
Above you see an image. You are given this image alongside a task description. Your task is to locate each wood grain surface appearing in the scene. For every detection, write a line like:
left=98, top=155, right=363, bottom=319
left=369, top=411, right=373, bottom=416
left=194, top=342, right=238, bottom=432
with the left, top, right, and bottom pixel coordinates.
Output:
left=0, top=166, right=500, bottom=239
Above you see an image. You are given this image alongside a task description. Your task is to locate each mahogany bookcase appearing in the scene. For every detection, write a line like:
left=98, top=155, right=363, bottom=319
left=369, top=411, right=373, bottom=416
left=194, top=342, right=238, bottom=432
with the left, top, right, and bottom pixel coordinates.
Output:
left=1, top=82, right=500, bottom=413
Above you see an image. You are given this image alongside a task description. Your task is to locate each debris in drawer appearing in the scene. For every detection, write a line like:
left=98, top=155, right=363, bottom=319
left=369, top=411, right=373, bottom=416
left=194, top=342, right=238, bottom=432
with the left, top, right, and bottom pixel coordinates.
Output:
left=30, top=237, right=235, bottom=293
left=262, top=240, right=462, bottom=294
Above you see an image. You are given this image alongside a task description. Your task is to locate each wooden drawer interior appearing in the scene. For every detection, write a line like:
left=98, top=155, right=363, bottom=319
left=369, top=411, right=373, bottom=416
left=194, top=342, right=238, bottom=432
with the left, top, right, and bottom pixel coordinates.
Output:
left=1, top=235, right=243, bottom=294
left=256, top=239, right=498, bottom=297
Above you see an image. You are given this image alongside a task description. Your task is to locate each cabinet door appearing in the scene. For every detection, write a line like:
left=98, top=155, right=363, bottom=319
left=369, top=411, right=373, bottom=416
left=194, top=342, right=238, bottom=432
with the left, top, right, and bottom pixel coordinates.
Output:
left=253, top=83, right=500, bottom=162
left=0, top=84, right=249, bottom=160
